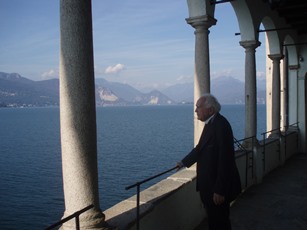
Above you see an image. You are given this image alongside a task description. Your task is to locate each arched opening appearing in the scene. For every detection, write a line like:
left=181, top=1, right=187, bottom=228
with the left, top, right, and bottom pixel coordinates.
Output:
left=256, top=23, right=268, bottom=137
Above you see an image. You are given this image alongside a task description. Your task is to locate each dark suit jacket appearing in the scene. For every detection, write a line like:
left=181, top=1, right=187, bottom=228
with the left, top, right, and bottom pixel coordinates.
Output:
left=182, top=113, right=241, bottom=203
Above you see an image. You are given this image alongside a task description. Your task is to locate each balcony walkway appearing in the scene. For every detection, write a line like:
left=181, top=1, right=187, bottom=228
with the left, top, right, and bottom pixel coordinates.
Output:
left=196, top=152, right=307, bottom=230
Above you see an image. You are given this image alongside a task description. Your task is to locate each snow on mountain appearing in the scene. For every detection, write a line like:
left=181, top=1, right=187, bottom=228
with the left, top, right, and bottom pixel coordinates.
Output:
left=0, top=72, right=266, bottom=107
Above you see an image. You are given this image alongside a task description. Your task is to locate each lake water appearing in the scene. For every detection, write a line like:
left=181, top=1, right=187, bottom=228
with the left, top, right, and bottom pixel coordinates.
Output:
left=0, top=104, right=266, bottom=229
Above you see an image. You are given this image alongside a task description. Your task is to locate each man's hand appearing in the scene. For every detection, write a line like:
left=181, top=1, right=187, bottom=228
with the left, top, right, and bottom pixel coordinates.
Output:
left=176, top=162, right=184, bottom=171
left=213, top=193, right=225, bottom=205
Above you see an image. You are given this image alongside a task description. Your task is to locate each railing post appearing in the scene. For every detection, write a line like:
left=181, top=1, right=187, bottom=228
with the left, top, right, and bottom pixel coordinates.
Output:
left=245, top=146, right=248, bottom=188
left=76, top=216, right=80, bottom=230
left=136, top=184, right=140, bottom=230
left=125, top=166, right=178, bottom=229
left=262, top=132, right=266, bottom=173
left=45, top=204, right=94, bottom=230
left=279, top=131, right=285, bottom=165
left=234, top=136, right=256, bottom=189
left=284, top=125, right=287, bottom=159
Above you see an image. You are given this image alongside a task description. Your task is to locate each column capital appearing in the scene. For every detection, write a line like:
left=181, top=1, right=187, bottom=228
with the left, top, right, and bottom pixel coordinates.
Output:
left=268, top=54, right=284, bottom=61
left=239, top=40, right=261, bottom=49
left=186, top=15, right=217, bottom=29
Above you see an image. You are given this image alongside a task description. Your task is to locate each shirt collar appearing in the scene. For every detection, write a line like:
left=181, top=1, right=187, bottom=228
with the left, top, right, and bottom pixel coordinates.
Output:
left=205, top=113, right=216, bottom=124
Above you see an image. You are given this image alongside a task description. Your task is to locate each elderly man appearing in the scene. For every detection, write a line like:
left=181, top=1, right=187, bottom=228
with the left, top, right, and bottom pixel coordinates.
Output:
left=177, top=94, right=241, bottom=230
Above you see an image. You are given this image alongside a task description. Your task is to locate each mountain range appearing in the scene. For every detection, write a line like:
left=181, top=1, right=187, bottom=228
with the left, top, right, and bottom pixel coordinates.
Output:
left=0, top=72, right=266, bottom=107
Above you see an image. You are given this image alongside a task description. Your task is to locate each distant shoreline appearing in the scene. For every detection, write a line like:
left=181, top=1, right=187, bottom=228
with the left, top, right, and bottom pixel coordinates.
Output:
left=0, top=102, right=268, bottom=109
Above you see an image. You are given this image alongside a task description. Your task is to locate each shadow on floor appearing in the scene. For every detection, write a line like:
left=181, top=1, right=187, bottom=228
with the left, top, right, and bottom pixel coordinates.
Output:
left=195, top=153, right=307, bottom=230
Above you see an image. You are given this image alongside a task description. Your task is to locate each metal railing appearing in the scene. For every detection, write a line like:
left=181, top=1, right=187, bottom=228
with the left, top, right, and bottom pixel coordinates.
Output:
left=261, top=127, right=282, bottom=171
left=234, top=136, right=255, bottom=188
left=261, top=122, right=299, bottom=141
left=125, top=166, right=178, bottom=230
left=46, top=124, right=300, bottom=229
left=283, top=122, right=299, bottom=158
left=285, top=122, right=299, bottom=131
left=44, top=204, right=94, bottom=230
left=125, top=136, right=258, bottom=229
left=261, top=122, right=299, bottom=172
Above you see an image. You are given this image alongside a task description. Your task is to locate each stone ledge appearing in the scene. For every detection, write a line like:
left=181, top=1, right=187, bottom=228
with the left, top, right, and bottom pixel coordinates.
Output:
left=104, top=168, right=198, bottom=229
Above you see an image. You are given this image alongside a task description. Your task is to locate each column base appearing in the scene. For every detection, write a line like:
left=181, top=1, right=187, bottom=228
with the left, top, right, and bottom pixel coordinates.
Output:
left=60, top=210, right=118, bottom=230
left=242, top=138, right=260, bottom=150
left=268, top=131, right=281, bottom=139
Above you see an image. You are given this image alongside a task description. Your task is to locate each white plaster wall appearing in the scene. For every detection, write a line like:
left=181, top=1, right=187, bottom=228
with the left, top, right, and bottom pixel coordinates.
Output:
left=285, top=131, right=299, bottom=159
left=297, top=36, right=307, bottom=153
left=263, top=139, right=280, bottom=175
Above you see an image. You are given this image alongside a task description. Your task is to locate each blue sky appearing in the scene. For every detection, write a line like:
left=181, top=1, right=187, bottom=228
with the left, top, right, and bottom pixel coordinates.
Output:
left=0, top=0, right=266, bottom=91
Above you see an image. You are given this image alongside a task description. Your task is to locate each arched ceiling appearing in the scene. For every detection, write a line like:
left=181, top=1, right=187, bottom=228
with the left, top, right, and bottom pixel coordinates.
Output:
left=262, top=0, right=307, bottom=36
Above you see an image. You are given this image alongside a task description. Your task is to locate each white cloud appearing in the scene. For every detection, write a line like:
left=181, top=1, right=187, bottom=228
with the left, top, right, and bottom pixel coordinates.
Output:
left=257, top=71, right=266, bottom=79
left=104, top=64, right=125, bottom=74
left=176, top=75, right=193, bottom=83
left=211, top=69, right=238, bottom=79
left=41, top=69, right=59, bottom=79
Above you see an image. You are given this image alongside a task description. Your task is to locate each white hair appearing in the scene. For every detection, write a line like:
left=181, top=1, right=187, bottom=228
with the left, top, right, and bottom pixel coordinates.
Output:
left=201, top=93, right=221, bottom=112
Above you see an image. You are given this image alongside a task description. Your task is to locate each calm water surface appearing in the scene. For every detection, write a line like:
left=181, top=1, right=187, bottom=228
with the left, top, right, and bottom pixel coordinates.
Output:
left=0, top=104, right=265, bottom=229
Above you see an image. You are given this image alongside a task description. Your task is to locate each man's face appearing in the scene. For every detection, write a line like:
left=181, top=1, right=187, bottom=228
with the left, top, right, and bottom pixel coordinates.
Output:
left=195, top=98, right=213, bottom=122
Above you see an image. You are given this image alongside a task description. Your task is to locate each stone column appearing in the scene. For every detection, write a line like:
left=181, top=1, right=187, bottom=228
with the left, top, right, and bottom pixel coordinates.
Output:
left=60, top=0, right=108, bottom=229
left=282, top=49, right=289, bottom=131
left=268, top=54, right=284, bottom=136
left=288, top=65, right=299, bottom=126
left=186, top=15, right=217, bottom=144
left=240, top=40, right=261, bottom=145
